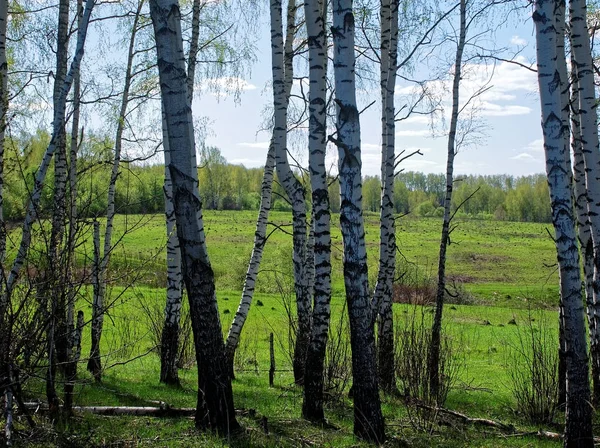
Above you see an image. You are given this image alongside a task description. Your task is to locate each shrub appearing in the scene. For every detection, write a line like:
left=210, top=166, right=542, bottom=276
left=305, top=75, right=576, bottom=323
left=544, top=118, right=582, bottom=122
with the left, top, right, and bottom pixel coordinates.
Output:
left=507, top=308, right=559, bottom=424
left=395, top=306, right=462, bottom=429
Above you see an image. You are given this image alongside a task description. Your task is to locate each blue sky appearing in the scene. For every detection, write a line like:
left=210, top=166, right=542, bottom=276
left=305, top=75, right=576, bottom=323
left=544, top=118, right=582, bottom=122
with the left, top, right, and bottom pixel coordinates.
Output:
left=196, top=4, right=546, bottom=178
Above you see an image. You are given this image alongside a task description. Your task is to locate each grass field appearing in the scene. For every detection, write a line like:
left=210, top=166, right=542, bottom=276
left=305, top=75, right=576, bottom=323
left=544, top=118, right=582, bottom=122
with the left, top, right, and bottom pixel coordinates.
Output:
left=45, top=210, right=560, bottom=304
left=10, top=211, right=574, bottom=447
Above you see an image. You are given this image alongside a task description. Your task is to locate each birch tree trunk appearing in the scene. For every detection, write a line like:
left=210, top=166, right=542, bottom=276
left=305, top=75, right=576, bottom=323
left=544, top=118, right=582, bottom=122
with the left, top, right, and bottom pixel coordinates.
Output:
left=534, top=1, right=593, bottom=446
left=331, top=0, right=384, bottom=441
left=555, top=0, right=570, bottom=409
left=48, top=0, right=70, bottom=374
left=88, top=221, right=102, bottom=381
left=570, top=78, right=593, bottom=407
left=270, top=0, right=311, bottom=386
left=160, top=0, right=200, bottom=385
left=88, top=3, right=143, bottom=380
left=429, top=0, right=465, bottom=403
left=224, top=143, right=275, bottom=377
left=0, top=0, right=10, bottom=403
left=374, top=0, right=399, bottom=395
left=149, top=0, right=239, bottom=432
left=301, top=0, right=331, bottom=422
left=569, top=0, right=600, bottom=406
left=1, top=0, right=94, bottom=306
left=64, top=0, right=83, bottom=412
left=0, top=0, right=7, bottom=270
left=43, top=0, right=70, bottom=415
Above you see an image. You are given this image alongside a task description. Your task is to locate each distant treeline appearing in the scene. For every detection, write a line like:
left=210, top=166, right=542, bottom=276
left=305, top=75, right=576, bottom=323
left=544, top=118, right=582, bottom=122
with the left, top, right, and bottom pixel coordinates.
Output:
left=4, top=131, right=551, bottom=223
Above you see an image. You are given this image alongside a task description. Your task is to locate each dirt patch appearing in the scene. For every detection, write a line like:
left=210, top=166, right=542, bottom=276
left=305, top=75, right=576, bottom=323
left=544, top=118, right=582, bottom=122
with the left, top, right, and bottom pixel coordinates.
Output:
left=393, top=283, right=436, bottom=305
left=446, top=274, right=476, bottom=284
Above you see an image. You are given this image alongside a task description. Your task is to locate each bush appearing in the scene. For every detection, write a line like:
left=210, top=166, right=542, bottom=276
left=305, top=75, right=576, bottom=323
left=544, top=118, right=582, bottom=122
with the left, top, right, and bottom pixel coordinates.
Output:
left=507, top=308, right=559, bottom=424
left=395, top=306, right=462, bottom=429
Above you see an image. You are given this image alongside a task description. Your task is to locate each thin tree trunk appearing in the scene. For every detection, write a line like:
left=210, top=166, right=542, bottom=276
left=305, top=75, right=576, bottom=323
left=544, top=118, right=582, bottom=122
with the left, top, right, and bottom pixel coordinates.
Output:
left=302, top=0, right=331, bottom=422
left=48, top=0, right=70, bottom=374
left=555, top=0, right=570, bottom=409
left=0, top=0, right=10, bottom=408
left=224, top=143, right=275, bottom=377
left=572, top=112, right=595, bottom=405
left=331, top=0, right=384, bottom=441
left=160, top=0, right=200, bottom=385
left=374, top=0, right=399, bottom=395
left=149, top=0, right=239, bottom=432
left=534, top=1, right=593, bottom=446
left=160, top=109, right=182, bottom=385
left=64, top=0, right=83, bottom=413
left=270, top=0, right=311, bottom=386
left=87, top=2, right=143, bottom=382
left=88, top=221, right=102, bottom=381
left=569, top=0, right=600, bottom=407
left=429, top=0, right=465, bottom=404
left=1, top=0, right=94, bottom=304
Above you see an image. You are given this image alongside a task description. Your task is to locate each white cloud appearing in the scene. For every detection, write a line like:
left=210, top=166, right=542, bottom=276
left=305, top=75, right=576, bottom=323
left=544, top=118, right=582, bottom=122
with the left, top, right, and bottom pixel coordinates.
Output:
left=511, top=153, right=537, bottom=161
left=396, top=129, right=431, bottom=137
left=237, top=141, right=270, bottom=149
left=523, top=139, right=544, bottom=153
left=511, top=35, right=527, bottom=46
left=480, top=102, right=531, bottom=117
left=229, top=158, right=264, bottom=167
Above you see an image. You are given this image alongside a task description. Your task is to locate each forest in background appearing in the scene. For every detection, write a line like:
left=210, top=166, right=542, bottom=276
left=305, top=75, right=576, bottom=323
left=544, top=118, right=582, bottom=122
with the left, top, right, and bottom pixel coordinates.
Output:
left=4, top=130, right=551, bottom=222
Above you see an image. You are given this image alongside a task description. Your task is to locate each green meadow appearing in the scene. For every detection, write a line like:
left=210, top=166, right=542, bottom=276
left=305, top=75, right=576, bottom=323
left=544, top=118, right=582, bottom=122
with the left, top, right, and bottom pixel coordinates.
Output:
left=15, top=211, right=570, bottom=447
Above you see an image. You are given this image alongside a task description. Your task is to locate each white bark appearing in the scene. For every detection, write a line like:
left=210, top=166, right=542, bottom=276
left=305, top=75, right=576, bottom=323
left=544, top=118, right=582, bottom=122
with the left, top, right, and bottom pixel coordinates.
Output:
left=534, top=1, right=593, bottom=445
left=429, top=0, right=466, bottom=402
left=374, top=0, right=399, bottom=394
left=149, top=0, right=238, bottom=431
left=88, top=3, right=143, bottom=380
left=270, top=0, right=311, bottom=385
left=331, top=0, right=384, bottom=441
left=302, top=0, right=331, bottom=421
left=160, top=0, right=200, bottom=385
left=3, top=0, right=95, bottom=301
left=224, top=143, right=275, bottom=371
left=88, top=220, right=103, bottom=380
left=569, top=0, right=600, bottom=405
left=571, top=77, right=595, bottom=396
left=0, top=0, right=7, bottom=268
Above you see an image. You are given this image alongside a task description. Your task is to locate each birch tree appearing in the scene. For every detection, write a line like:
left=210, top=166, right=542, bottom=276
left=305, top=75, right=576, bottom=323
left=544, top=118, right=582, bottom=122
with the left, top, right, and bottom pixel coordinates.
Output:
left=64, top=0, right=84, bottom=411
left=534, top=0, right=593, bottom=445
left=1, top=0, right=94, bottom=314
left=570, top=72, right=593, bottom=408
left=0, top=0, right=9, bottom=412
left=270, top=0, right=311, bottom=386
left=160, top=0, right=253, bottom=385
left=570, top=0, right=600, bottom=406
left=224, top=143, right=275, bottom=377
left=301, top=0, right=331, bottom=421
left=149, top=0, right=239, bottom=432
left=88, top=1, right=144, bottom=380
left=428, top=0, right=466, bottom=402
left=373, top=0, right=399, bottom=394
left=331, top=0, right=384, bottom=441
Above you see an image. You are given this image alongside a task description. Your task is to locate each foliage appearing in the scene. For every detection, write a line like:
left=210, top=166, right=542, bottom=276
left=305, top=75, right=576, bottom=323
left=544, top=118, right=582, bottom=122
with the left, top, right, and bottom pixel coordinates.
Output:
left=506, top=309, right=559, bottom=424
left=395, top=306, right=462, bottom=412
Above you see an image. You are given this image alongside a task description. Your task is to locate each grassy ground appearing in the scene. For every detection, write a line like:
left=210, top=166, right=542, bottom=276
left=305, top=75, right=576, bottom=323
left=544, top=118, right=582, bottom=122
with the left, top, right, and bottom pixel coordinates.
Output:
left=25, top=211, right=559, bottom=304
left=7, top=212, right=573, bottom=446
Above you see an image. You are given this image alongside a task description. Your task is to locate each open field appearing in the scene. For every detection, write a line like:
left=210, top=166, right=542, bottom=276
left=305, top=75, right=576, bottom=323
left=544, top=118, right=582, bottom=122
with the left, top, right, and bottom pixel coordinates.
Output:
left=10, top=212, right=573, bottom=446
left=22, top=210, right=559, bottom=304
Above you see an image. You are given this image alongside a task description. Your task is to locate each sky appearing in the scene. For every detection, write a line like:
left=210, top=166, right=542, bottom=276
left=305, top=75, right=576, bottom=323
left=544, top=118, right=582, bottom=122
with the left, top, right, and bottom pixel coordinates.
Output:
left=195, top=3, right=546, bottom=178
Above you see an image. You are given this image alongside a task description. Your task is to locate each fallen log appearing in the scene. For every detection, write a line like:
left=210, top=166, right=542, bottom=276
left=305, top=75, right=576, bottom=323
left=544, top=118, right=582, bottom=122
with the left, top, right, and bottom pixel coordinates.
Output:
left=415, top=402, right=514, bottom=431
left=21, top=403, right=196, bottom=417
